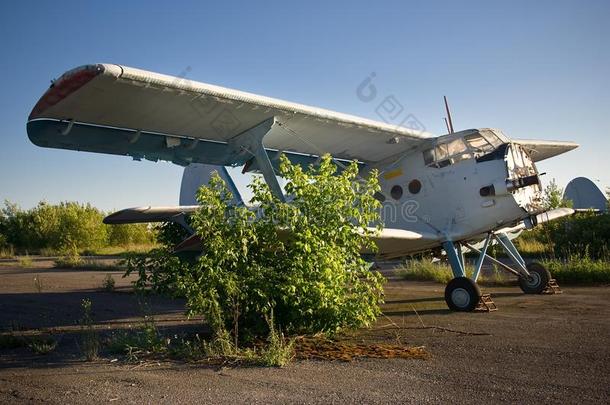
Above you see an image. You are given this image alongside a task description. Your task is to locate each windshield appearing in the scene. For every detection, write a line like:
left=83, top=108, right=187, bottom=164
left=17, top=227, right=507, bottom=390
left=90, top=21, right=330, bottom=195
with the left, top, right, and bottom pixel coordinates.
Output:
left=423, top=137, right=471, bottom=167
left=422, top=129, right=506, bottom=168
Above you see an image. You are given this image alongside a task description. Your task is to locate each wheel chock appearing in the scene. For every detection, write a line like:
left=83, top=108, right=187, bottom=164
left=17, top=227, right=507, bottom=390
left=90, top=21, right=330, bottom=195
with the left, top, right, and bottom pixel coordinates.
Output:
left=475, top=293, right=498, bottom=312
left=542, top=279, right=563, bottom=294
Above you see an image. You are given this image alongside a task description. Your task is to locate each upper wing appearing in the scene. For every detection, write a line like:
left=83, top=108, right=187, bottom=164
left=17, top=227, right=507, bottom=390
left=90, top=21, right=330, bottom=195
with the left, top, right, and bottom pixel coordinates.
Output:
left=513, top=139, right=578, bottom=162
left=27, top=64, right=433, bottom=166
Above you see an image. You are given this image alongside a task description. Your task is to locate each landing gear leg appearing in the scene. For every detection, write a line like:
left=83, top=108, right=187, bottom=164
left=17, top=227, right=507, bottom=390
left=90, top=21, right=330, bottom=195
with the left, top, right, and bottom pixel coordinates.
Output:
left=465, top=232, right=558, bottom=295
left=442, top=241, right=482, bottom=311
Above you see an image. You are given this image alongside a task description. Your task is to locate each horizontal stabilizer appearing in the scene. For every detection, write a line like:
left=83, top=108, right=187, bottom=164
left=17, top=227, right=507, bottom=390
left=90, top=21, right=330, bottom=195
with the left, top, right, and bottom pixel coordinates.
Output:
left=103, top=206, right=199, bottom=224
left=365, top=228, right=439, bottom=259
left=514, top=139, right=578, bottom=162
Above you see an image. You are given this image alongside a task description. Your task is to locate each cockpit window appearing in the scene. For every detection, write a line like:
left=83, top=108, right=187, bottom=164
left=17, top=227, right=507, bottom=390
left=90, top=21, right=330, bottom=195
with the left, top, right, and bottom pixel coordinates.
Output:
left=463, top=133, right=494, bottom=153
left=422, top=137, right=472, bottom=168
left=447, top=138, right=467, bottom=156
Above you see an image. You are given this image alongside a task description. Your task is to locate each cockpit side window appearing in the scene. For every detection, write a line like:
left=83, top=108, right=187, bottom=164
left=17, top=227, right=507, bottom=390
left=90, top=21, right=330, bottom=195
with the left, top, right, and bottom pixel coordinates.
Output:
left=423, top=148, right=435, bottom=165
left=447, top=138, right=467, bottom=156
left=435, top=143, right=449, bottom=161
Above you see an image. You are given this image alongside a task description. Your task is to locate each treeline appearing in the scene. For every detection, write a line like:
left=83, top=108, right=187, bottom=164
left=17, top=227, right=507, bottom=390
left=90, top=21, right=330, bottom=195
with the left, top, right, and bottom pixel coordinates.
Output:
left=0, top=201, right=156, bottom=255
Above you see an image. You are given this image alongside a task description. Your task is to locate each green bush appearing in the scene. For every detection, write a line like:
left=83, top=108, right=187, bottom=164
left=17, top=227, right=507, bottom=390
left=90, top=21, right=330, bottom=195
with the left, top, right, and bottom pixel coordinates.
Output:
left=0, top=200, right=155, bottom=254
left=107, top=223, right=155, bottom=246
left=127, top=154, right=385, bottom=342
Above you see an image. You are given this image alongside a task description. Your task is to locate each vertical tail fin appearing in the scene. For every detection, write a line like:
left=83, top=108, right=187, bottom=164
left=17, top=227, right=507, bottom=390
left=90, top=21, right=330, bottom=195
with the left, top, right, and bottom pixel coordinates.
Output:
left=179, top=164, right=244, bottom=206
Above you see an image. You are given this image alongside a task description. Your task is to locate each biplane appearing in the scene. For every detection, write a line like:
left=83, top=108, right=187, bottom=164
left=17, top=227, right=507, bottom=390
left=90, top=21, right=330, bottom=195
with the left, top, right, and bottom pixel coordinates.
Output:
left=27, top=64, right=578, bottom=311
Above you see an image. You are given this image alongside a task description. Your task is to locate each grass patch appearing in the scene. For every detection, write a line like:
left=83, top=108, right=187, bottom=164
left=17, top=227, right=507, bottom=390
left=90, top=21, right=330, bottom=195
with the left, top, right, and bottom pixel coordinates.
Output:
left=544, top=255, right=610, bottom=284
left=105, top=317, right=295, bottom=367
left=84, top=244, right=158, bottom=256
left=106, top=316, right=166, bottom=361
left=102, top=274, right=116, bottom=292
left=396, top=260, right=455, bottom=284
left=28, top=336, right=58, bottom=355
left=396, top=259, right=510, bottom=286
left=397, top=255, right=610, bottom=286
left=17, top=255, right=33, bottom=267
left=0, top=246, right=14, bottom=259
left=54, top=255, right=123, bottom=271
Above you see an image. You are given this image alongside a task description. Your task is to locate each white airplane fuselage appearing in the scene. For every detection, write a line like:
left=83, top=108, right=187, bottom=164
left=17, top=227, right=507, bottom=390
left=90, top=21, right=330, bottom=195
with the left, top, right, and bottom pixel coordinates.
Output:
left=371, top=128, right=541, bottom=252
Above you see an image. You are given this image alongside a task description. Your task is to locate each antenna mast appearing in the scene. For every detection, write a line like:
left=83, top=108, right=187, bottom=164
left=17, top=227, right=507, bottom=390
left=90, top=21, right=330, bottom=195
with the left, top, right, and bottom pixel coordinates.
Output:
left=444, top=96, right=455, bottom=133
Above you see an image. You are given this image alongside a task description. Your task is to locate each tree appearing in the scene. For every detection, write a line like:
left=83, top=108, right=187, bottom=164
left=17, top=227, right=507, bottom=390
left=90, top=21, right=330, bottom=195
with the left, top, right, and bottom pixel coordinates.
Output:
left=542, top=179, right=573, bottom=210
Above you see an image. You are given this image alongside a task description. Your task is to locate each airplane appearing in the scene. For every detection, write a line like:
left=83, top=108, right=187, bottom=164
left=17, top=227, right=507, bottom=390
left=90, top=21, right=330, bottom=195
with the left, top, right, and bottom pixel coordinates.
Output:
left=26, top=63, right=578, bottom=311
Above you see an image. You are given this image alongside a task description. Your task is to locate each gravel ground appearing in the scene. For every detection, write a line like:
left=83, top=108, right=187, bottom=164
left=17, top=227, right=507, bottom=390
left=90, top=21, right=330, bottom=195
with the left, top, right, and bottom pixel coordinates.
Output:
left=0, top=259, right=608, bottom=404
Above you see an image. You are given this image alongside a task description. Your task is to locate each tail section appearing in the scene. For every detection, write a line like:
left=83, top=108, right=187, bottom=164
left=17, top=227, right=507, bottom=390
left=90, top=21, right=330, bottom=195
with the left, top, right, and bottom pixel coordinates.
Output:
left=179, top=163, right=244, bottom=206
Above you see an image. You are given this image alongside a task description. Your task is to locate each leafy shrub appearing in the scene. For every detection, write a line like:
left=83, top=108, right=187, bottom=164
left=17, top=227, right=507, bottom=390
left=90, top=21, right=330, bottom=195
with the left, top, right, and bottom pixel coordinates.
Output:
left=107, top=223, right=155, bottom=246
left=126, top=154, right=385, bottom=343
left=0, top=200, right=156, bottom=255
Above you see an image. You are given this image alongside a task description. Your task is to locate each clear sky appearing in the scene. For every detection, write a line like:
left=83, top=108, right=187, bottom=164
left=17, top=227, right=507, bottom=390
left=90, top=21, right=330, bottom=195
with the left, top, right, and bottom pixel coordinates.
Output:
left=1, top=0, right=608, bottom=211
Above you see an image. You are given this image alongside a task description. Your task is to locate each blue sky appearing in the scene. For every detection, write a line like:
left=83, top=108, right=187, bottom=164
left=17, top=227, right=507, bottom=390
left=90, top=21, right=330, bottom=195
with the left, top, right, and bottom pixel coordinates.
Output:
left=1, top=0, right=608, bottom=211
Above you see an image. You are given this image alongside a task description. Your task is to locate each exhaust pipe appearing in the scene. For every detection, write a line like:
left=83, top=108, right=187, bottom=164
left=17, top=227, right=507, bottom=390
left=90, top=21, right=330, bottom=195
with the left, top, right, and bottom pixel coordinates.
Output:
left=480, top=174, right=540, bottom=197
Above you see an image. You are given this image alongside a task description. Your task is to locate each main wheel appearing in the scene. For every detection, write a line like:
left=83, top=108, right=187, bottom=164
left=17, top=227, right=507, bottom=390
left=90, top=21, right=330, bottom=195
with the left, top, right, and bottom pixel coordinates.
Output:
left=518, top=262, right=551, bottom=294
left=444, top=277, right=481, bottom=312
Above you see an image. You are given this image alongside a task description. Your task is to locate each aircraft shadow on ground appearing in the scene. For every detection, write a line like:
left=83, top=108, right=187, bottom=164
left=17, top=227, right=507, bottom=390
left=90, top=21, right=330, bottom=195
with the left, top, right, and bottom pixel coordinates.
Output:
left=383, top=308, right=453, bottom=316
left=384, top=297, right=444, bottom=304
left=0, top=291, right=190, bottom=330
left=0, top=267, right=124, bottom=275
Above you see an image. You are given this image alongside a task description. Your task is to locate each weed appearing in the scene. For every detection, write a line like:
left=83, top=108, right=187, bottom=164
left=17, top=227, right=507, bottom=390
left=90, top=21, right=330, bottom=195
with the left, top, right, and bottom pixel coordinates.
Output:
left=18, top=255, right=33, bottom=267
left=54, top=253, right=83, bottom=268
left=258, top=319, right=294, bottom=367
left=102, top=274, right=115, bottom=292
left=33, top=275, right=43, bottom=293
left=106, top=316, right=166, bottom=361
left=80, top=298, right=99, bottom=361
left=0, top=246, right=14, bottom=259
left=28, top=336, right=58, bottom=355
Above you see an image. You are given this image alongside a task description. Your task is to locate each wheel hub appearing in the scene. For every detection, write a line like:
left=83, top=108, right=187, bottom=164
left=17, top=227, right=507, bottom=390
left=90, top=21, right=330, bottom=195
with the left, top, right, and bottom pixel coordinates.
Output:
left=451, top=287, right=471, bottom=308
left=525, top=272, right=541, bottom=288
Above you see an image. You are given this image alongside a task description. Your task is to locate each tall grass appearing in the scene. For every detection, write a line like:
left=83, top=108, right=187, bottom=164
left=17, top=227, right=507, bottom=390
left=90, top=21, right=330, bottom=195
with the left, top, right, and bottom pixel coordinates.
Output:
left=397, top=255, right=610, bottom=285
left=396, top=260, right=507, bottom=285
left=543, top=254, right=610, bottom=284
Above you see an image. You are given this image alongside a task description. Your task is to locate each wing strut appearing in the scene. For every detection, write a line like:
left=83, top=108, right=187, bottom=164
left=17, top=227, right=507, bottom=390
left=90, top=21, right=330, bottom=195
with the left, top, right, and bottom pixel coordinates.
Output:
left=228, top=117, right=285, bottom=201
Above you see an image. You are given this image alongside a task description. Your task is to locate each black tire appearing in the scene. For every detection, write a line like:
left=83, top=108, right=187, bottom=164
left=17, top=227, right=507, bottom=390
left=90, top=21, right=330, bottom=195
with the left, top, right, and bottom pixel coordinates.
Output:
left=444, top=277, right=482, bottom=312
left=518, top=262, right=551, bottom=294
